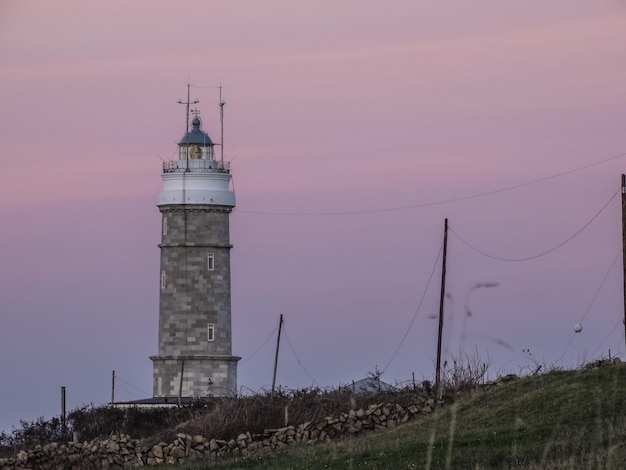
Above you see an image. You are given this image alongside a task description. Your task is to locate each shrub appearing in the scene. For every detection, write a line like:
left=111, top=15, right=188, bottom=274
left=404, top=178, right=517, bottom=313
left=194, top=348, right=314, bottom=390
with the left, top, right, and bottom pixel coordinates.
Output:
left=440, top=350, right=491, bottom=397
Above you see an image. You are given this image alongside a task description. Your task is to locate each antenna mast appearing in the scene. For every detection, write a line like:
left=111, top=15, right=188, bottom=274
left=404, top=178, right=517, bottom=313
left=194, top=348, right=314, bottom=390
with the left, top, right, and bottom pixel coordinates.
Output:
left=177, top=83, right=199, bottom=169
left=219, top=84, right=225, bottom=167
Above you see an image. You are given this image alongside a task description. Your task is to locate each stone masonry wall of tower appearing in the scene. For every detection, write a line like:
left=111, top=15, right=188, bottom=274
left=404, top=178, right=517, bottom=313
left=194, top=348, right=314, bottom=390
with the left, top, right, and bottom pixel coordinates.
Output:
left=158, top=206, right=233, bottom=357
left=152, top=203, right=239, bottom=398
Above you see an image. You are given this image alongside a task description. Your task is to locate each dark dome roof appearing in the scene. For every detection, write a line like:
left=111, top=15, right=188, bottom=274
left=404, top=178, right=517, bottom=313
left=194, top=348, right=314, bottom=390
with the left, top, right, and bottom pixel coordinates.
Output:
left=179, top=117, right=214, bottom=146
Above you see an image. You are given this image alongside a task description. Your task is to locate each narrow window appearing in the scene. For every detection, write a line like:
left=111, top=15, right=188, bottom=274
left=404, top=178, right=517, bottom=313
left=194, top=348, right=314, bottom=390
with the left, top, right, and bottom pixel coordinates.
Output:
left=207, top=323, right=215, bottom=342
left=162, top=216, right=168, bottom=236
left=207, top=253, right=215, bottom=271
left=161, top=271, right=166, bottom=289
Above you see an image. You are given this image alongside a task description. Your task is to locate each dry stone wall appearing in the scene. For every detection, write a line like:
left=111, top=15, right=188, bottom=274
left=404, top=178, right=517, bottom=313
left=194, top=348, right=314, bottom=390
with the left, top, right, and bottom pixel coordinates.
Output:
left=0, top=396, right=436, bottom=469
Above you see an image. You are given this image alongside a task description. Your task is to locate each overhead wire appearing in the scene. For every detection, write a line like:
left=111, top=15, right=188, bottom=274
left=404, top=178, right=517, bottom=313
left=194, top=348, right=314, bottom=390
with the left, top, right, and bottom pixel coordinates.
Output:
left=115, top=375, right=152, bottom=399
left=557, top=250, right=621, bottom=361
left=240, top=323, right=280, bottom=365
left=590, top=320, right=624, bottom=360
left=283, top=327, right=318, bottom=386
left=237, top=151, right=626, bottom=216
left=577, top=251, right=620, bottom=327
left=449, top=188, right=619, bottom=262
left=381, top=240, right=444, bottom=374
left=190, top=83, right=222, bottom=90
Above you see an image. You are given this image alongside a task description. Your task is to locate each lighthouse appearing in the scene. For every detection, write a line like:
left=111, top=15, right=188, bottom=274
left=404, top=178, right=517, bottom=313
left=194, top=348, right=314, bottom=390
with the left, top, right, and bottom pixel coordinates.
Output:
left=150, top=96, right=240, bottom=399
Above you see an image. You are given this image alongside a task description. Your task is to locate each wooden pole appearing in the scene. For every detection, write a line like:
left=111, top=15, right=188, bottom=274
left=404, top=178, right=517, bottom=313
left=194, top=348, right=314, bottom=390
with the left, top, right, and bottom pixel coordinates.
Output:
left=622, top=174, right=626, bottom=350
left=271, top=314, right=284, bottom=395
left=178, top=360, right=185, bottom=406
left=61, top=386, right=67, bottom=435
left=435, top=218, right=449, bottom=403
left=111, top=370, right=115, bottom=407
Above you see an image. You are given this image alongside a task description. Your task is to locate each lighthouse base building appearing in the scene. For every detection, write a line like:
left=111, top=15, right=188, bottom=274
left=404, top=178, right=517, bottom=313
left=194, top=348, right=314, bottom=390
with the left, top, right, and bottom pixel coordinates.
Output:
left=150, top=111, right=240, bottom=399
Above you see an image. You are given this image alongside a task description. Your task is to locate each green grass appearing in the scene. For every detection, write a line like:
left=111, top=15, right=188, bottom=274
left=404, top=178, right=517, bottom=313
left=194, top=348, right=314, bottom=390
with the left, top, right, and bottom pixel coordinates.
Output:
left=166, top=365, right=626, bottom=469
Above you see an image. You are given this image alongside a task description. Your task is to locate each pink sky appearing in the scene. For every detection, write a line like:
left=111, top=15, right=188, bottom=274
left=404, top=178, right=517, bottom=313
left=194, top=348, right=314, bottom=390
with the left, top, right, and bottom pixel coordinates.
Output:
left=1, top=1, right=626, bottom=432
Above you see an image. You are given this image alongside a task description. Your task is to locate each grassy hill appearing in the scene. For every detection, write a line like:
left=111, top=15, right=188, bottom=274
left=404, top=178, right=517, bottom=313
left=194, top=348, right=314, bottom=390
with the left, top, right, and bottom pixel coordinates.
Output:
left=171, top=363, right=626, bottom=470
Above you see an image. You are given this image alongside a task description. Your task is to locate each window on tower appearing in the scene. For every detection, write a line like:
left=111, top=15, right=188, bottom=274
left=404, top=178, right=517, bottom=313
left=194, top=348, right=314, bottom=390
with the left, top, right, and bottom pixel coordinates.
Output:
left=162, top=216, right=168, bottom=236
left=161, top=271, right=166, bottom=289
left=207, top=323, right=215, bottom=342
left=207, top=253, right=215, bottom=271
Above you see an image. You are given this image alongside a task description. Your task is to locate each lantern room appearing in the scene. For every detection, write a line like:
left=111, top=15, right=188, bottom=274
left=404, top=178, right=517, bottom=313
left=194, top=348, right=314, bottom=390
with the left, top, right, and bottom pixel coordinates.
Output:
left=178, top=116, right=215, bottom=161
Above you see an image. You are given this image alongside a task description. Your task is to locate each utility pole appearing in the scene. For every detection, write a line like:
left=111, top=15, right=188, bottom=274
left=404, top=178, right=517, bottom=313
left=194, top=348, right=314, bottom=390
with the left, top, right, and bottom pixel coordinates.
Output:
left=61, top=386, right=67, bottom=436
left=178, top=360, right=185, bottom=406
left=271, top=314, right=284, bottom=395
left=435, top=218, right=448, bottom=404
left=622, top=174, right=626, bottom=350
left=111, top=370, right=115, bottom=407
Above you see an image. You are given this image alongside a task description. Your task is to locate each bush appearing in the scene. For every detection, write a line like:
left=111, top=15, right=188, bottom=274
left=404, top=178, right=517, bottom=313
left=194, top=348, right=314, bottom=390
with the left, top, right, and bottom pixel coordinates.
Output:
left=0, top=416, right=67, bottom=454
left=440, top=350, right=491, bottom=397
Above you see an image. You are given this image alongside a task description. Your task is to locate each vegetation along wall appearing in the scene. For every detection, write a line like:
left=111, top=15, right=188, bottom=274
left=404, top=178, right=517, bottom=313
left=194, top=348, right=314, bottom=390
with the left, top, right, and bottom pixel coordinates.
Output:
left=0, top=396, right=437, bottom=469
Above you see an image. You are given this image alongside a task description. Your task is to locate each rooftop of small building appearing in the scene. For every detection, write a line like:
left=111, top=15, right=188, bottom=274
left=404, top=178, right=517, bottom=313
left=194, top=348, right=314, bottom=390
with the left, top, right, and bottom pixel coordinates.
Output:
left=114, top=396, right=223, bottom=407
left=350, top=377, right=399, bottom=394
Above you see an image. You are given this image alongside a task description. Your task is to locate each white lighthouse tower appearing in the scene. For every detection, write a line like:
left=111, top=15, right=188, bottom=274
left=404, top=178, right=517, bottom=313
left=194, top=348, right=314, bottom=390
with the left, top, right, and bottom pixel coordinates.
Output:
left=150, top=94, right=240, bottom=399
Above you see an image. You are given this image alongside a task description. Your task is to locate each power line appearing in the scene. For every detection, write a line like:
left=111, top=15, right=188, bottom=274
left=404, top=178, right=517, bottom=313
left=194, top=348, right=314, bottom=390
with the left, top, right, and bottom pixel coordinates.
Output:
left=590, top=320, right=623, bottom=360
left=382, top=240, right=444, bottom=373
left=283, top=327, right=317, bottom=386
left=114, top=376, right=151, bottom=399
left=450, top=188, right=619, bottom=262
left=190, top=84, right=222, bottom=90
left=240, top=323, right=280, bottom=365
left=578, top=251, right=620, bottom=326
left=237, top=151, right=626, bottom=216
left=558, top=250, right=620, bottom=361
